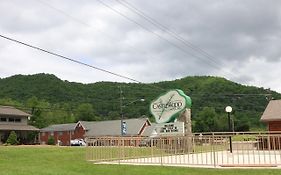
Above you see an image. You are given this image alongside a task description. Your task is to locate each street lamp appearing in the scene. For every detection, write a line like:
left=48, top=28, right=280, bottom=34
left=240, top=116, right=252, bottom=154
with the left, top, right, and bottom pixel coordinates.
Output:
left=225, top=106, right=233, bottom=153
left=120, top=98, right=145, bottom=136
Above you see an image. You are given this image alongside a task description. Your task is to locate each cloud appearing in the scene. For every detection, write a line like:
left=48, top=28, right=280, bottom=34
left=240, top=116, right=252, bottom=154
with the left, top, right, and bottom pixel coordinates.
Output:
left=1, top=0, right=281, bottom=92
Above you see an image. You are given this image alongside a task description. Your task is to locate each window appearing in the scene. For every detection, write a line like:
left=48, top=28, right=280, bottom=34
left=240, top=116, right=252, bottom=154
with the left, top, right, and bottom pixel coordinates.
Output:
left=0, top=117, right=7, bottom=122
left=15, top=118, right=21, bottom=123
left=7, top=117, right=21, bottom=123
left=50, top=132, right=54, bottom=136
left=59, top=132, right=63, bottom=136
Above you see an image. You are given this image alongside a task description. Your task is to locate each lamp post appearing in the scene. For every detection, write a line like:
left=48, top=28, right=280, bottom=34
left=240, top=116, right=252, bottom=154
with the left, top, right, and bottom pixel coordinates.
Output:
left=225, top=106, right=233, bottom=153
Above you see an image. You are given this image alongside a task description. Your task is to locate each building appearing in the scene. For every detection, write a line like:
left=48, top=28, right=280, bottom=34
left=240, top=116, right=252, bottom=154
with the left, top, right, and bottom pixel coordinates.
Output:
left=40, top=118, right=151, bottom=146
left=261, top=100, right=281, bottom=131
left=83, top=118, right=150, bottom=138
left=40, top=123, right=85, bottom=145
left=0, top=106, right=39, bottom=144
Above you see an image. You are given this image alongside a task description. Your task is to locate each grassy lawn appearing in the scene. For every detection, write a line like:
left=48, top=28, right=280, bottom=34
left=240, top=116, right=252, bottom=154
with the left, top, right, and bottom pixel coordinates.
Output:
left=0, top=146, right=281, bottom=175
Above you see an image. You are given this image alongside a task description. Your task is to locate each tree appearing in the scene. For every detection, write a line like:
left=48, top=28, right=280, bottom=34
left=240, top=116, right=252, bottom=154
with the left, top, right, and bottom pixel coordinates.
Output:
left=75, top=103, right=96, bottom=121
left=6, top=131, right=19, bottom=145
left=194, top=107, right=224, bottom=132
left=47, top=136, right=55, bottom=145
left=108, top=111, right=120, bottom=120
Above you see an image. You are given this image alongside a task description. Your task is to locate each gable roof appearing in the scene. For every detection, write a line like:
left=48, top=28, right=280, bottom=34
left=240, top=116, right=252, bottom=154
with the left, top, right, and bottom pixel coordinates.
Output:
left=40, top=118, right=151, bottom=136
left=0, top=106, right=30, bottom=117
left=261, top=100, right=281, bottom=122
left=40, top=123, right=77, bottom=132
left=142, top=123, right=157, bottom=137
left=84, top=118, right=150, bottom=137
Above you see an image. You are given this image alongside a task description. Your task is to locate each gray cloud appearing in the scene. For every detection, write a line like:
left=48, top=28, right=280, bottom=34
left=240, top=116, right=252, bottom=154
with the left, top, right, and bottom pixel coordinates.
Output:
left=1, top=0, right=281, bottom=92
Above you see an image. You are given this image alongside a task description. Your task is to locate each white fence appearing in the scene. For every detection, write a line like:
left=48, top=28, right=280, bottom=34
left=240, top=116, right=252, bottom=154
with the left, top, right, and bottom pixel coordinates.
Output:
left=86, top=132, right=281, bottom=167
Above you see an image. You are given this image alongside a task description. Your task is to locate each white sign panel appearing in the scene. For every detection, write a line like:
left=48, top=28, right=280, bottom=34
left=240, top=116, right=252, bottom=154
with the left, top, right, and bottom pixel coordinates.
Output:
left=150, top=89, right=191, bottom=124
left=155, top=122, right=185, bottom=136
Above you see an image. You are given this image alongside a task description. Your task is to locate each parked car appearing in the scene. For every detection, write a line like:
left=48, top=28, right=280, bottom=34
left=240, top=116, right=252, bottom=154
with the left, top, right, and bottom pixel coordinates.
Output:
left=70, top=139, right=86, bottom=146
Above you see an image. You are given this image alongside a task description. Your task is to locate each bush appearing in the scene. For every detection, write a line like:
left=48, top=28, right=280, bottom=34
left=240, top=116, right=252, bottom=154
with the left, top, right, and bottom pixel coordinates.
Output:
left=47, top=136, right=55, bottom=145
left=6, top=131, right=19, bottom=145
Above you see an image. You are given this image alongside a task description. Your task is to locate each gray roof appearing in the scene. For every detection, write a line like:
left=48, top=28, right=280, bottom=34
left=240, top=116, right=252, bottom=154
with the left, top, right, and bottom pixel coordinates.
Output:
left=142, top=123, right=157, bottom=137
left=0, top=124, right=39, bottom=131
left=84, top=118, right=150, bottom=137
left=0, top=106, right=30, bottom=117
left=40, top=123, right=76, bottom=132
left=261, top=100, right=281, bottom=122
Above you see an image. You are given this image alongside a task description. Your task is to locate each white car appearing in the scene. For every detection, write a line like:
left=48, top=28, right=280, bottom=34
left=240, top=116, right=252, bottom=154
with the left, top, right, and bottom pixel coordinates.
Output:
left=70, top=139, right=86, bottom=146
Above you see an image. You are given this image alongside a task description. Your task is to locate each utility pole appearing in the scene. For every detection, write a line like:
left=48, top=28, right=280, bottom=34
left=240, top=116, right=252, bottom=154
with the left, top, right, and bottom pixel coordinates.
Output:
left=119, top=86, right=124, bottom=136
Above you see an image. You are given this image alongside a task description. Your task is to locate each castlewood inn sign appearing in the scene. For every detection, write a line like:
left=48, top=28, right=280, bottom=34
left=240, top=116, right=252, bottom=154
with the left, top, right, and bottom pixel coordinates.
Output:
left=150, top=89, right=192, bottom=124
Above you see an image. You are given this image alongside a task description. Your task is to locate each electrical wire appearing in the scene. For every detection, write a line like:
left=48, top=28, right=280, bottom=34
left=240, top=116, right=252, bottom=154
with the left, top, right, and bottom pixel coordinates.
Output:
left=115, top=0, right=224, bottom=66
left=98, top=0, right=238, bottom=79
left=0, top=34, right=142, bottom=83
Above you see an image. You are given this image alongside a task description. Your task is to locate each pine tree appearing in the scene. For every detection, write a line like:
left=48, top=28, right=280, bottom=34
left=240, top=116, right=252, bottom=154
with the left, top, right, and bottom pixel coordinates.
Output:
left=6, top=131, right=19, bottom=145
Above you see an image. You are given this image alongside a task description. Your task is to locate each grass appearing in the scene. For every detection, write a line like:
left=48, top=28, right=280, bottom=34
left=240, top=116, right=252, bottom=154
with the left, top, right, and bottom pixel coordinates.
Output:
left=88, top=146, right=165, bottom=161
left=0, top=146, right=281, bottom=175
left=87, top=144, right=226, bottom=161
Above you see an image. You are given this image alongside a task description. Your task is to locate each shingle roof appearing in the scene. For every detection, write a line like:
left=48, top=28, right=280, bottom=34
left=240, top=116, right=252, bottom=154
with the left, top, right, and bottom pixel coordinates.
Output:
left=261, top=100, right=281, bottom=122
left=0, top=106, right=30, bottom=116
left=40, top=123, right=76, bottom=132
left=84, top=118, right=150, bottom=137
left=142, top=123, right=157, bottom=137
left=0, top=124, right=39, bottom=131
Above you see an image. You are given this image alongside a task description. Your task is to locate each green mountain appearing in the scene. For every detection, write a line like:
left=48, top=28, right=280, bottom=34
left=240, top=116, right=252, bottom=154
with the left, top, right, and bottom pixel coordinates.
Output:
left=0, top=73, right=280, bottom=131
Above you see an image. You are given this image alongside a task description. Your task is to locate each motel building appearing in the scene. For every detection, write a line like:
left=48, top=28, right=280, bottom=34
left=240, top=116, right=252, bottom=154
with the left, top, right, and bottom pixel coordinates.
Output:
left=0, top=106, right=39, bottom=144
left=261, top=99, right=281, bottom=131
left=39, top=118, right=151, bottom=146
left=260, top=99, right=281, bottom=149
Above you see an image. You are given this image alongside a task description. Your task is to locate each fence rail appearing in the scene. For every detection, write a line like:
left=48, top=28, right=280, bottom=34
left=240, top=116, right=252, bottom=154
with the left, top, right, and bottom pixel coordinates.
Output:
left=86, top=132, right=281, bottom=167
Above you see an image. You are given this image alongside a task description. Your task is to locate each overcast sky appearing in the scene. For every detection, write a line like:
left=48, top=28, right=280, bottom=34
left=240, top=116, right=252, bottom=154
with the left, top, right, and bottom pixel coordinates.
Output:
left=1, top=0, right=281, bottom=92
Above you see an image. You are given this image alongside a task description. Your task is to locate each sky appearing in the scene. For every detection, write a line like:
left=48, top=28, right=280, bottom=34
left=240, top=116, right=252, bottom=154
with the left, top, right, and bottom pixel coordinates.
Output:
left=1, top=0, right=281, bottom=92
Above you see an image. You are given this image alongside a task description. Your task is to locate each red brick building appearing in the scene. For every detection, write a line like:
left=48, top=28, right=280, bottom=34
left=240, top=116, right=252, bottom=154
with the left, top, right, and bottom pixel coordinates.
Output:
left=261, top=100, right=281, bottom=131
left=40, top=118, right=151, bottom=146
left=40, top=122, right=85, bottom=146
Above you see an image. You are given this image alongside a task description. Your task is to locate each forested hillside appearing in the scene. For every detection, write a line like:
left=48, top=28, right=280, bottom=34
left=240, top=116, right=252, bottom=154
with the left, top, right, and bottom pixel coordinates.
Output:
left=0, top=73, right=280, bottom=131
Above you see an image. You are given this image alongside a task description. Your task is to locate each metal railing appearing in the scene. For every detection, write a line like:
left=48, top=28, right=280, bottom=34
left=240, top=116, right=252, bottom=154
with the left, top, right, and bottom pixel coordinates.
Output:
left=86, top=132, right=281, bottom=167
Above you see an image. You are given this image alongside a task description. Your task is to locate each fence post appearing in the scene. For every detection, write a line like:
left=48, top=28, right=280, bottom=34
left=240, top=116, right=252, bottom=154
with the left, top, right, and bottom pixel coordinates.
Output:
left=212, top=133, right=216, bottom=167
left=160, top=138, right=163, bottom=166
left=118, top=137, right=121, bottom=164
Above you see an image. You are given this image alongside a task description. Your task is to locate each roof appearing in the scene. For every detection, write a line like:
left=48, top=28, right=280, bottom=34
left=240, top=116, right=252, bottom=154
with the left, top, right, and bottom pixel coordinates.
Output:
left=84, top=118, right=150, bottom=137
left=0, top=124, right=39, bottom=131
left=40, top=123, right=77, bottom=132
left=261, top=100, right=281, bottom=122
left=0, top=106, right=30, bottom=117
left=142, top=123, right=157, bottom=137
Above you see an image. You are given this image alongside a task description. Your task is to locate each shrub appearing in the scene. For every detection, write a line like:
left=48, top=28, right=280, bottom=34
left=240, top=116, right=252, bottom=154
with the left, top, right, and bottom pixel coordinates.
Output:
left=47, top=136, right=55, bottom=145
left=6, top=131, right=19, bottom=145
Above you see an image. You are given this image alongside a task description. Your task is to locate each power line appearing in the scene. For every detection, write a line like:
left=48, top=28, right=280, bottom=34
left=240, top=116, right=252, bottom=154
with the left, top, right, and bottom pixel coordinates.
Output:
left=115, top=0, right=223, bottom=66
left=0, top=34, right=143, bottom=84
left=36, top=0, right=236, bottom=90
left=189, top=93, right=272, bottom=97
left=33, top=0, right=166, bottom=92
left=98, top=0, right=238, bottom=79
left=117, top=0, right=243, bottom=79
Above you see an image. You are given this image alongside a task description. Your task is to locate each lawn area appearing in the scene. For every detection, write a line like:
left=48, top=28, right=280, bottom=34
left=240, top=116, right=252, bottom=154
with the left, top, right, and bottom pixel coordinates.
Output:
left=0, top=146, right=281, bottom=175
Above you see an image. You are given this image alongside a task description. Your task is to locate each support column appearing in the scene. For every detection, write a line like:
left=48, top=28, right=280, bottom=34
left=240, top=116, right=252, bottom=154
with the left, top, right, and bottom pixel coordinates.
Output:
left=178, top=108, right=193, bottom=152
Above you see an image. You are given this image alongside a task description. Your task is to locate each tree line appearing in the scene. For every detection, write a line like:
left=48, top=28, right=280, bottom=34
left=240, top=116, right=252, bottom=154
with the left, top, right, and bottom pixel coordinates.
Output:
left=0, top=73, right=280, bottom=131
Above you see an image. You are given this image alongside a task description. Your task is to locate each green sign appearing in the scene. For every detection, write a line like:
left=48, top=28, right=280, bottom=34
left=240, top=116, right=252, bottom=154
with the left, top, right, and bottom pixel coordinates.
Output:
left=150, top=89, right=192, bottom=124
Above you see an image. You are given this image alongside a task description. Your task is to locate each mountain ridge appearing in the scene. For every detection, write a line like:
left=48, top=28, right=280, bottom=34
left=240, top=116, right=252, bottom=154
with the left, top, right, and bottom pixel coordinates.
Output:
left=0, top=73, right=280, bottom=131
